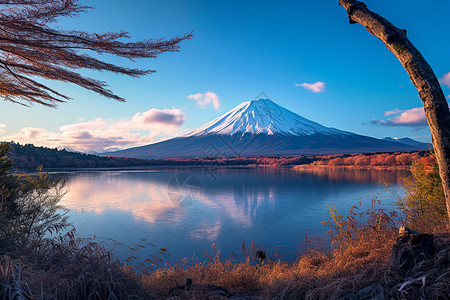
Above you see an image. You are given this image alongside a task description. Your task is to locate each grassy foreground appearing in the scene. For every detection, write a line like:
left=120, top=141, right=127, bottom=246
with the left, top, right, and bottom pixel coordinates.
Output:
left=1, top=199, right=449, bottom=299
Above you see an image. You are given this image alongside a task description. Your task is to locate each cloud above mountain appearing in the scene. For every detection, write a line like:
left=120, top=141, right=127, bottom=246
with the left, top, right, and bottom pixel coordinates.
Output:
left=371, top=107, right=427, bottom=127
left=0, top=108, right=186, bottom=153
left=295, top=81, right=326, bottom=93
left=131, top=108, right=186, bottom=127
left=373, top=102, right=450, bottom=128
left=188, top=91, right=221, bottom=111
left=439, top=72, right=450, bottom=87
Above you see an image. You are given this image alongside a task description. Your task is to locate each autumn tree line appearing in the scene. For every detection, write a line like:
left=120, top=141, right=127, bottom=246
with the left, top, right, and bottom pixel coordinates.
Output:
left=309, top=151, right=435, bottom=169
left=6, top=142, right=155, bottom=169
left=4, top=142, right=434, bottom=170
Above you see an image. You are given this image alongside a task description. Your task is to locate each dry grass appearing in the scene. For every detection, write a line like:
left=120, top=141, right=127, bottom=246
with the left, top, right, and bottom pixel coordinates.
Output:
left=2, top=204, right=448, bottom=299
left=0, top=231, right=153, bottom=299
left=141, top=238, right=395, bottom=299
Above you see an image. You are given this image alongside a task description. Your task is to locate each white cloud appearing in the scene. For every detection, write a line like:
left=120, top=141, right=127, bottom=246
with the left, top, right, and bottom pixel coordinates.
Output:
left=1, top=108, right=186, bottom=153
left=373, top=102, right=450, bottom=128
left=0, top=123, right=5, bottom=134
left=371, top=107, right=427, bottom=127
left=295, top=81, right=326, bottom=93
left=188, top=91, right=221, bottom=111
left=131, top=108, right=185, bottom=127
left=384, top=108, right=405, bottom=116
left=439, top=72, right=450, bottom=87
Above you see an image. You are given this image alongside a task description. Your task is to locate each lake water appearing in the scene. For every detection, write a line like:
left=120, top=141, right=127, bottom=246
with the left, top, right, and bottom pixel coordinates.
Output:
left=57, top=166, right=409, bottom=264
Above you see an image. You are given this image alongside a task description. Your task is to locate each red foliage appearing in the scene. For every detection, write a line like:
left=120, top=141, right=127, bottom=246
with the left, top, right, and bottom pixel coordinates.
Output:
left=305, top=151, right=432, bottom=168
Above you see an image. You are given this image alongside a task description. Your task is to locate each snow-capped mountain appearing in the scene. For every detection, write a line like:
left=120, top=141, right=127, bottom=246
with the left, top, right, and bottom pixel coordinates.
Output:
left=105, top=98, right=423, bottom=159
left=185, top=98, right=348, bottom=137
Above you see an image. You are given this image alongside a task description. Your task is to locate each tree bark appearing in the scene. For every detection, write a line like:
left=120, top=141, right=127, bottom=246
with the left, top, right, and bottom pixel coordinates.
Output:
left=339, top=0, right=450, bottom=223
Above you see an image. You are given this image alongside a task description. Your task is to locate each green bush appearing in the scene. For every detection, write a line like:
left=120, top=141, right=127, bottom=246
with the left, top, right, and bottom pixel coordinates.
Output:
left=0, top=142, right=70, bottom=254
left=397, top=160, right=447, bottom=232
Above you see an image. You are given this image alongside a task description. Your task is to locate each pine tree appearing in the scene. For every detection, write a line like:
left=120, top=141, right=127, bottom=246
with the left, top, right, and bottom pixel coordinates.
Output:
left=0, top=0, right=192, bottom=106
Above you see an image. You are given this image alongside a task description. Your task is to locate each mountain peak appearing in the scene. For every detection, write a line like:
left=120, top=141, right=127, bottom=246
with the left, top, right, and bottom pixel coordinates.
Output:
left=250, top=98, right=272, bottom=103
left=184, top=98, right=349, bottom=137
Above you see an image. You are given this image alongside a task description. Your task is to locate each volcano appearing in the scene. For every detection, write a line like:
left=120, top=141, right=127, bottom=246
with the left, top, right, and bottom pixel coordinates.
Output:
left=106, top=98, right=422, bottom=159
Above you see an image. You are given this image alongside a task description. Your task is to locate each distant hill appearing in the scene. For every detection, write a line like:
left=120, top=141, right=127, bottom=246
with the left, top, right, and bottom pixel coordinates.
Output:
left=6, top=142, right=158, bottom=170
left=382, top=137, right=431, bottom=149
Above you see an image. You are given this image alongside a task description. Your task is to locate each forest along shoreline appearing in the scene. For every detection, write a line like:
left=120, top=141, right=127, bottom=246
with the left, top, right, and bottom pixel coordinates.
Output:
left=6, top=142, right=434, bottom=171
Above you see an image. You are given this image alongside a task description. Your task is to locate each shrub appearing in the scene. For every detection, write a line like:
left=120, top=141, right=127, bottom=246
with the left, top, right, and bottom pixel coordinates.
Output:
left=1, top=156, right=70, bottom=255
left=397, top=160, right=447, bottom=232
left=0, top=231, right=152, bottom=299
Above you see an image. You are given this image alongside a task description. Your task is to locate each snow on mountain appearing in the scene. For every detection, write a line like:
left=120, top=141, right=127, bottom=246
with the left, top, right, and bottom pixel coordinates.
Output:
left=185, top=98, right=349, bottom=137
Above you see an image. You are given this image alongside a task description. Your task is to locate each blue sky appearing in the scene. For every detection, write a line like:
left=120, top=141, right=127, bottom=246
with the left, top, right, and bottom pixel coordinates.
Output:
left=1, top=0, right=449, bottom=152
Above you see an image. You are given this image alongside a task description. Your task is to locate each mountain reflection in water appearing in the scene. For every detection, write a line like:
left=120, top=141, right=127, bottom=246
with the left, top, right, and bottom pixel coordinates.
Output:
left=58, top=167, right=409, bottom=262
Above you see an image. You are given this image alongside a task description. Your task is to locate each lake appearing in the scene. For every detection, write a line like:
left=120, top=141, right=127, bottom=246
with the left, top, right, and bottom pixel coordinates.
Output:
left=56, top=166, right=409, bottom=264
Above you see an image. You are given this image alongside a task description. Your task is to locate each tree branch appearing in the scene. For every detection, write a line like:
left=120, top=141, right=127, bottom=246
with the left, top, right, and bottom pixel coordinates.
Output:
left=339, top=0, right=450, bottom=222
left=0, top=0, right=192, bottom=106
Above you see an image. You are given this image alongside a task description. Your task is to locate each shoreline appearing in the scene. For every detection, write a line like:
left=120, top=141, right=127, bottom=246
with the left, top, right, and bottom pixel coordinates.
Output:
left=293, top=164, right=412, bottom=171
left=15, top=163, right=412, bottom=174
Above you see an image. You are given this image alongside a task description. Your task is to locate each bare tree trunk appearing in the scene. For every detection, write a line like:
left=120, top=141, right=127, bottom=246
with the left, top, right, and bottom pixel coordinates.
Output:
left=339, top=0, right=450, bottom=223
